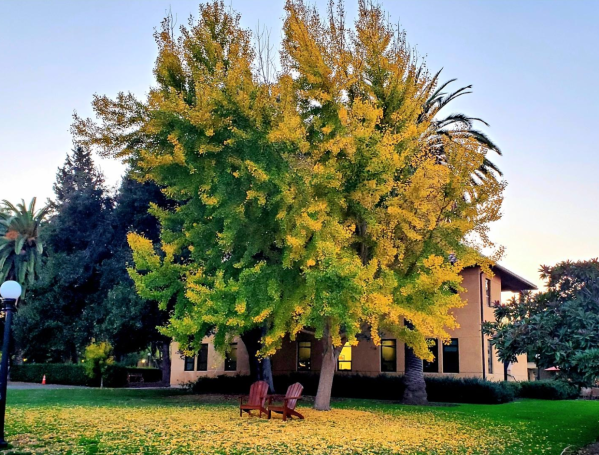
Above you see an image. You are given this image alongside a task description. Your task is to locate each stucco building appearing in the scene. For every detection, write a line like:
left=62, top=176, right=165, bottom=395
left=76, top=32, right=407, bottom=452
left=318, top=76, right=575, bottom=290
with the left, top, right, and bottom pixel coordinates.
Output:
left=170, top=264, right=537, bottom=386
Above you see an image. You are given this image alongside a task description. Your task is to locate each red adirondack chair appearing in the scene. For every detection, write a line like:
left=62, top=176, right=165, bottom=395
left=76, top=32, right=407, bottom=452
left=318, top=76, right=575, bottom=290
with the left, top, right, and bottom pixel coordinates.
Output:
left=267, top=382, right=304, bottom=421
left=239, top=380, right=269, bottom=418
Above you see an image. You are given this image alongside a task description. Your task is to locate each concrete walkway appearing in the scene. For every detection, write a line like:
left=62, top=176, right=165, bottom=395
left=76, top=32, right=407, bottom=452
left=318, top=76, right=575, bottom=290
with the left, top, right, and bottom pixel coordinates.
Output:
left=7, top=381, right=88, bottom=389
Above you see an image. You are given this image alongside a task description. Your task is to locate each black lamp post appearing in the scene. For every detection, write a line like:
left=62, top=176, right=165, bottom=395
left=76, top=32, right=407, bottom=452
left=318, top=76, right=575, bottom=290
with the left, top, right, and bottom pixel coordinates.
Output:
left=0, top=280, right=22, bottom=449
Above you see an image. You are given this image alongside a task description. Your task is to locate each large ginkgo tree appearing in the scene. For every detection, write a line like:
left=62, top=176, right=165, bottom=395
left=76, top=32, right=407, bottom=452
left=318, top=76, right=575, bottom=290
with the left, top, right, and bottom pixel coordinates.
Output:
left=73, top=0, right=505, bottom=410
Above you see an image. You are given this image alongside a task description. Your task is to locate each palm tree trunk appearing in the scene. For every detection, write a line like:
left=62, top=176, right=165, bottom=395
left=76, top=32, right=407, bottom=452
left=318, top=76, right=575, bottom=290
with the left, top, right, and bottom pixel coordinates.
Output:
left=402, top=347, right=428, bottom=405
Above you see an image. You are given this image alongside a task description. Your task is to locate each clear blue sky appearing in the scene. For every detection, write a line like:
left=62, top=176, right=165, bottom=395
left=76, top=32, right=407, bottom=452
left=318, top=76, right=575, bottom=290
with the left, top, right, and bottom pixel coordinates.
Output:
left=1, top=0, right=598, bottom=289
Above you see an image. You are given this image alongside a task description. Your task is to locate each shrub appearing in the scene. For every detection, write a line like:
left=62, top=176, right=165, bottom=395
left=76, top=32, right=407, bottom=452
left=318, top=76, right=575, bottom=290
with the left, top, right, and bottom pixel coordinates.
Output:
left=425, top=377, right=514, bottom=404
left=190, top=375, right=255, bottom=394
left=516, top=380, right=579, bottom=400
left=10, top=363, right=162, bottom=388
left=190, top=373, right=515, bottom=404
left=83, top=342, right=114, bottom=387
left=10, top=364, right=91, bottom=386
left=104, top=364, right=129, bottom=388
left=127, top=368, right=163, bottom=383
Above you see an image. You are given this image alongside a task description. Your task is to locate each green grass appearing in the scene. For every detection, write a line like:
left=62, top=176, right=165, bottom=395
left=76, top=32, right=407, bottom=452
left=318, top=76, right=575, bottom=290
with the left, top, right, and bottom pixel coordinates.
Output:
left=1, top=388, right=597, bottom=454
left=336, top=398, right=599, bottom=453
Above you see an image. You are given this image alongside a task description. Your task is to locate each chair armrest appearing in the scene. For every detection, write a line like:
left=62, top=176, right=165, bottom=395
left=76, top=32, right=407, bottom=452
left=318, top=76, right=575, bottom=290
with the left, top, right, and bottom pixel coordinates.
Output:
left=283, top=396, right=303, bottom=401
left=267, top=394, right=286, bottom=404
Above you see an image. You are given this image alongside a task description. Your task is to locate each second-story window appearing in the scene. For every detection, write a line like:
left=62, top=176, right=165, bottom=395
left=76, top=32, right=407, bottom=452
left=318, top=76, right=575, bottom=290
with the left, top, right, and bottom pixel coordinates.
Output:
left=486, top=278, right=492, bottom=306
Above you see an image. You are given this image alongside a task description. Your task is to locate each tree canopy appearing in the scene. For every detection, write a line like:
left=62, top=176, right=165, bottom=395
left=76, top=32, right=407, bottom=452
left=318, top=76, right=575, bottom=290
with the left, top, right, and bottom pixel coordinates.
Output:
left=73, top=0, right=505, bottom=409
left=485, top=259, right=599, bottom=386
left=14, top=147, right=169, bottom=365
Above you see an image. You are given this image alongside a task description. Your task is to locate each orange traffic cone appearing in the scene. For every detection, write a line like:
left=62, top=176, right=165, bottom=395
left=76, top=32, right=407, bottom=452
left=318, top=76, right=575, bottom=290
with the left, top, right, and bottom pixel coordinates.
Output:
left=42, top=375, right=46, bottom=385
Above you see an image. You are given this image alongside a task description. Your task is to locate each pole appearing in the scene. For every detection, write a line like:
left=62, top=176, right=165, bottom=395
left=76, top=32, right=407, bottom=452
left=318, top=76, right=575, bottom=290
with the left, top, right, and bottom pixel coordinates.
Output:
left=0, top=298, right=16, bottom=448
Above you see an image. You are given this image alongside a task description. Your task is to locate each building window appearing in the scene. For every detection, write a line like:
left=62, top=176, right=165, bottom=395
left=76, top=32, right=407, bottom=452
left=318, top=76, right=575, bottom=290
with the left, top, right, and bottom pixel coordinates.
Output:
left=338, top=343, right=352, bottom=371
left=197, top=343, right=208, bottom=371
left=225, top=343, right=237, bottom=371
left=487, top=342, right=494, bottom=374
left=443, top=339, right=459, bottom=373
left=297, top=341, right=312, bottom=371
left=381, top=339, right=397, bottom=372
left=486, top=278, right=492, bottom=306
left=184, top=356, right=194, bottom=371
left=423, top=339, right=439, bottom=373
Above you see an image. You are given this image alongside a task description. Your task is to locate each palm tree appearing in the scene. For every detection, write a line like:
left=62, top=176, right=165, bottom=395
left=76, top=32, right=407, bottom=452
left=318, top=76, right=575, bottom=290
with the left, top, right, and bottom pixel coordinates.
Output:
left=419, top=72, right=503, bottom=184
left=0, top=198, right=50, bottom=292
left=401, top=77, right=503, bottom=405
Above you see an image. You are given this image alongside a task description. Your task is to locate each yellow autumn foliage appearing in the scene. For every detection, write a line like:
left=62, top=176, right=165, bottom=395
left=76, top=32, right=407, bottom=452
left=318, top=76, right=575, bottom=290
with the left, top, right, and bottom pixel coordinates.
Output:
left=74, top=0, right=505, bottom=384
left=5, top=398, right=518, bottom=455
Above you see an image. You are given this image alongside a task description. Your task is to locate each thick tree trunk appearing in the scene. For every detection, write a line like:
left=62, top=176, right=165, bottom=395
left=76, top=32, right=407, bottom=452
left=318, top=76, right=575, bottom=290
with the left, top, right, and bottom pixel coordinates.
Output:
left=503, top=361, right=509, bottom=381
left=241, top=328, right=262, bottom=380
left=240, top=327, right=275, bottom=392
left=314, top=324, right=342, bottom=411
left=402, top=347, right=428, bottom=405
left=159, top=341, right=171, bottom=385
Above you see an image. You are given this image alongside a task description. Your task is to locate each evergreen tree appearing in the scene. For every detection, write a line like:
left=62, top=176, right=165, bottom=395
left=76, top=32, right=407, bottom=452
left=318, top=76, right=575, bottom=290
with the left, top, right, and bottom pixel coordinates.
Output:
left=15, top=148, right=173, bottom=378
left=14, top=147, right=114, bottom=362
left=95, top=177, right=174, bottom=381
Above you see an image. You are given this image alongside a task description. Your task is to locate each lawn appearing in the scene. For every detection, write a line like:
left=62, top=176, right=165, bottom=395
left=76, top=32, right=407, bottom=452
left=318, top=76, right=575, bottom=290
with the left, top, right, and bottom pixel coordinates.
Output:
left=1, top=389, right=597, bottom=454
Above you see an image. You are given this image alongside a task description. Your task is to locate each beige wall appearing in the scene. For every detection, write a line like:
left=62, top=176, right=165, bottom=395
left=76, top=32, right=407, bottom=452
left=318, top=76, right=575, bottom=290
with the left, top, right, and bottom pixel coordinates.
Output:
left=170, top=267, right=529, bottom=385
left=170, top=336, right=250, bottom=386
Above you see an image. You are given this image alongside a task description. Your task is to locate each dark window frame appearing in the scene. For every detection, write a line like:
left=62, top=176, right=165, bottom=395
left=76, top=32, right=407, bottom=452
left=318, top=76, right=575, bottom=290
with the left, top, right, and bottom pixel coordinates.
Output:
left=297, top=341, right=312, bottom=371
left=443, top=338, right=460, bottom=373
left=197, top=343, right=208, bottom=371
left=184, top=356, right=195, bottom=372
left=224, top=343, right=238, bottom=371
left=423, top=339, right=439, bottom=373
left=381, top=339, right=397, bottom=372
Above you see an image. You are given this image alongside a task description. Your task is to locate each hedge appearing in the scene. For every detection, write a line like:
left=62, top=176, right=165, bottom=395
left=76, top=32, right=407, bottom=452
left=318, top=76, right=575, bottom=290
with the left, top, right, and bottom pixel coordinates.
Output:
left=190, top=373, right=515, bottom=404
left=126, top=367, right=163, bottom=383
left=11, top=364, right=90, bottom=386
left=426, top=376, right=514, bottom=404
left=10, top=364, right=163, bottom=387
left=514, top=380, right=579, bottom=400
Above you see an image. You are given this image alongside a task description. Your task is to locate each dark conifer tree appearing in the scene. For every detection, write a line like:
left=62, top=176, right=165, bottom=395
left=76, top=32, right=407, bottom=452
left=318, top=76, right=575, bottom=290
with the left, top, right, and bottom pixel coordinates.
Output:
left=14, top=147, right=114, bottom=362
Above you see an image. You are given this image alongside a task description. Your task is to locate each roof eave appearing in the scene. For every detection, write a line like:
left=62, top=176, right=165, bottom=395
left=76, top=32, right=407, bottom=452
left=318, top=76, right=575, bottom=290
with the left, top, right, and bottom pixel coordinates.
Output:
left=493, top=264, right=538, bottom=292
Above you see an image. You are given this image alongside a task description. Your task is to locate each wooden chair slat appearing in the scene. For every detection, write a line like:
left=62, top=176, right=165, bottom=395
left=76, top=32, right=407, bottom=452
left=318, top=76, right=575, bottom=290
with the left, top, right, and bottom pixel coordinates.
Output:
left=267, top=382, right=304, bottom=421
left=239, top=380, right=269, bottom=418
